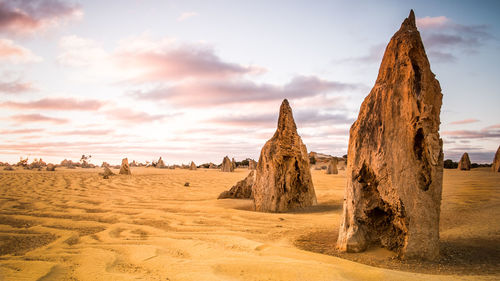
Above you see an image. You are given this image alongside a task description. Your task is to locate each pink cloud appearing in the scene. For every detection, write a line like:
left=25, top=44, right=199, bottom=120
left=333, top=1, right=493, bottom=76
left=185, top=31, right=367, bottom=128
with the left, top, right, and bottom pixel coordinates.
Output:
left=1, top=97, right=104, bottom=110
left=0, top=39, right=41, bottom=62
left=442, top=130, right=500, bottom=139
left=55, top=129, right=112, bottom=136
left=416, top=16, right=449, bottom=29
left=133, top=75, right=361, bottom=107
left=104, top=108, right=169, bottom=124
left=177, top=12, right=198, bottom=21
left=0, top=128, right=44, bottom=134
left=0, top=0, right=82, bottom=35
left=449, top=118, right=480, bottom=125
left=10, top=113, right=68, bottom=124
left=0, top=80, right=34, bottom=94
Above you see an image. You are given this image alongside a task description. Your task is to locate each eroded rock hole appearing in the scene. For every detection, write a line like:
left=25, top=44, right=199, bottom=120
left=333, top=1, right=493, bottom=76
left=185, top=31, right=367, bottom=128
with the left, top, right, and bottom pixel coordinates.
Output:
left=410, top=48, right=422, bottom=96
left=414, top=128, right=424, bottom=160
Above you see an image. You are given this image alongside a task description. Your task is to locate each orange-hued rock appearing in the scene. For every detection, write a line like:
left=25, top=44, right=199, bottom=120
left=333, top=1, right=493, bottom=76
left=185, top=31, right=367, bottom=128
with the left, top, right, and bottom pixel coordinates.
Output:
left=252, top=99, right=317, bottom=212
left=232, top=158, right=237, bottom=169
left=119, top=158, right=131, bottom=175
left=493, top=146, right=500, bottom=172
left=457, top=153, right=471, bottom=170
left=337, top=10, right=443, bottom=260
left=157, top=157, right=166, bottom=168
left=218, top=170, right=255, bottom=199
left=248, top=159, right=257, bottom=170
left=326, top=158, right=338, bottom=174
left=190, top=161, right=197, bottom=170
left=221, top=156, right=234, bottom=172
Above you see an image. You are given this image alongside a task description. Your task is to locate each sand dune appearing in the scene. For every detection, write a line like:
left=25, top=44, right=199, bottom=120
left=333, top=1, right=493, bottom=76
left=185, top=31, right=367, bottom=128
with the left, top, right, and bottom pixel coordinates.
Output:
left=0, top=167, right=498, bottom=280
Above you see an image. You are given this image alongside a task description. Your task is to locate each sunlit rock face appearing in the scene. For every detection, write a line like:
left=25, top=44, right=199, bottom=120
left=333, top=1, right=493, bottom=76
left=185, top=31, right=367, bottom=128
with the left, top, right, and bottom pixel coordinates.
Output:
left=252, top=99, right=317, bottom=213
left=337, top=10, right=443, bottom=260
left=119, top=158, right=131, bottom=175
left=221, top=156, right=234, bottom=172
left=218, top=170, right=255, bottom=199
left=457, top=153, right=471, bottom=170
left=493, top=146, right=500, bottom=172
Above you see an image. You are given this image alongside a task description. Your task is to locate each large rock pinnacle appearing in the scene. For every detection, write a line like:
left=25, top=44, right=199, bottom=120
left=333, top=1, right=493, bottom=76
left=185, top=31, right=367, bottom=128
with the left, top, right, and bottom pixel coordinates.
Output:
left=252, top=99, right=317, bottom=212
left=337, top=10, right=444, bottom=260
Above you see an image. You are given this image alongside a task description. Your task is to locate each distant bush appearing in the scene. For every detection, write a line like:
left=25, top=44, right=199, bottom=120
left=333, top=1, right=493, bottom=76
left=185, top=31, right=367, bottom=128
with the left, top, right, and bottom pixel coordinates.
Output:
left=443, top=159, right=458, bottom=169
left=309, top=157, right=316, bottom=165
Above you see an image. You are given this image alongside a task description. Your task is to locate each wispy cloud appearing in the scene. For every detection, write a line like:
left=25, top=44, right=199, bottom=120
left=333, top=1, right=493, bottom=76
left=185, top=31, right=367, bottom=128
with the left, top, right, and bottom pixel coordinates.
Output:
left=1, top=97, right=105, bottom=110
left=0, top=128, right=44, bottom=134
left=133, top=75, right=361, bottom=107
left=10, top=113, right=68, bottom=124
left=0, top=38, right=41, bottom=63
left=104, top=107, right=170, bottom=124
left=177, top=12, right=198, bottom=22
left=0, top=0, right=83, bottom=36
left=0, top=79, right=34, bottom=94
left=449, top=118, right=480, bottom=125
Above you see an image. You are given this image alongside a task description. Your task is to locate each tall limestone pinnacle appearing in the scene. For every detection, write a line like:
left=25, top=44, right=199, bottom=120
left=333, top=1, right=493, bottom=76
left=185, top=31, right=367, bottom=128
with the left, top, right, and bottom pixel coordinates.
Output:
left=337, top=10, right=444, bottom=260
left=252, top=99, right=317, bottom=212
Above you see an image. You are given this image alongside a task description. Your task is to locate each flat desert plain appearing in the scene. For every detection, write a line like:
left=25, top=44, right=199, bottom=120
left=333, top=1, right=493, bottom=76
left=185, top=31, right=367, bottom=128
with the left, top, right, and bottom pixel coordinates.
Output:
left=0, top=167, right=499, bottom=281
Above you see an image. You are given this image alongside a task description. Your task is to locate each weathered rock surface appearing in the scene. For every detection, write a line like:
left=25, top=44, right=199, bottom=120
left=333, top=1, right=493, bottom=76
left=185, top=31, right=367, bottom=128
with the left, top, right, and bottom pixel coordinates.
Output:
left=46, top=164, right=56, bottom=171
left=218, top=170, right=256, bottom=199
left=248, top=159, right=257, bottom=170
left=119, top=158, right=131, bottom=175
left=457, top=153, right=471, bottom=170
left=252, top=99, right=317, bottom=212
left=221, top=156, right=234, bottom=172
left=189, top=161, right=197, bottom=170
left=101, top=166, right=115, bottom=179
left=157, top=157, right=166, bottom=168
left=337, top=10, right=444, bottom=260
left=232, top=158, right=237, bottom=169
left=493, top=146, right=500, bottom=172
left=209, top=163, right=217, bottom=169
left=326, top=158, right=338, bottom=174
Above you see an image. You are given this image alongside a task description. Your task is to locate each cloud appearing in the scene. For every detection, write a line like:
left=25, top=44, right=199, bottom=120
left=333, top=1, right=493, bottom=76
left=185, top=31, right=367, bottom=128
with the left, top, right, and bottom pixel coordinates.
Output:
left=1, top=97, right=105, bottom=110
left=449, top=118, right=480, bottom=125
left=442, top=129, right=500, bottom=139
left=57, top=35, right=108, bottom=67
left=0, top=79, right=34, bottom=94
left=0, top=38, right=41, bottom=63
left=0, top=0, right=82, bottom=35
left=177, top=12, right=198, bottom=21
left=416, top=16, right=492, bottom=63
left=210, top=109, right=354, bottom=127
left=10, top=113, right=68, bottom=124
left=0, top=128, right=44, bottom=134
left=55, top=129, right=112, bottom=136
left=104, top=108, right=169, bottom=124
left=133, top=75, right=361, bottom=107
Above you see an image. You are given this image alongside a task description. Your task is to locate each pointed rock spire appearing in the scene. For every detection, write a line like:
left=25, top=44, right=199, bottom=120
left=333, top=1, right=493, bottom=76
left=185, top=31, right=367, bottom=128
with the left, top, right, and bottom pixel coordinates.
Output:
left=337, top=10, right=443, bottom=260
left=492, top=146, right=500, bottom=172
left=252, top=99, right=317, bottom=212
left=458, top=152, right=471, bottom=170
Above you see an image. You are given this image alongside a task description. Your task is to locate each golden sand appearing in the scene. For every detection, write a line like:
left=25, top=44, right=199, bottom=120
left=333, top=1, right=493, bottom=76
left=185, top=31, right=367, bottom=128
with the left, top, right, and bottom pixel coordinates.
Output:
left=0, top=167, right=498, bottom=280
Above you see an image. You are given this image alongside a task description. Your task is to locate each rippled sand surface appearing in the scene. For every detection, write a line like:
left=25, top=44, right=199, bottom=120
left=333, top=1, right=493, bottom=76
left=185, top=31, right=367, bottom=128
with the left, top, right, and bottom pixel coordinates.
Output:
left=0, top=167, right=498, bottom=280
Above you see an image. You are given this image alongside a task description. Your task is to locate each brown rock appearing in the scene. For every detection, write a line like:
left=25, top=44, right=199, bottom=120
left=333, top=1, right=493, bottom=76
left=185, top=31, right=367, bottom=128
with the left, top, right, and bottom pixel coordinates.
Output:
left=189, top=161, right=197, bottom=170
left=119, top=158, right=131, bottom=175
left=337, top=10, right=444, bottom=260
left=46, top=164, right=56, bottom=171
left=252, top=99, right=317, bottom=212
left=209, top=163, right=217, bottom=169
left=221, top=156, right=234, bottom=172
left=457, top=152, right=471, bottom=170
left=4, top=164, right=14, bottom=171
left=218, top=170, right=256, bottom=199
left=232, top=158, right=237, bottom=169
left=326, top=158, right=338, bottom=174
left=248, top=159, right=257, bottom=170
left=101, top=166, right=115, bottom=179
left=493, top=146, right=500, bottom=172
left=157, top=157, right=166, bottom=168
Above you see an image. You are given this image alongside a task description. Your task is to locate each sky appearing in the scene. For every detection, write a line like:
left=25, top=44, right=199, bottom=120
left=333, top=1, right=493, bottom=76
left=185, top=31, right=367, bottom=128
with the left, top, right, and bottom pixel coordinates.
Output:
left=0, top=0, right=499, bottom=165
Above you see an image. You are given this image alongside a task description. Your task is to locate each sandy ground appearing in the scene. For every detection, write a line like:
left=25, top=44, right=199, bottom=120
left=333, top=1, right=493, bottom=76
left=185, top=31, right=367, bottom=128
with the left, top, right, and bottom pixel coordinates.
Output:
left=0, top=167, right=498, bottom=281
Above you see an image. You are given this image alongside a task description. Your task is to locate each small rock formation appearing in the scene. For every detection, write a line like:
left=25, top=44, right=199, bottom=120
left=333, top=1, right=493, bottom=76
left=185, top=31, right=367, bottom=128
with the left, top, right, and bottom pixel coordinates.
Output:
left=457, top=153, right=471, bottom=170
left=101, top=166, right=114, bottom=179
left=326, top=158, right=338, bottom=174
left=252, top=99, right=317, bottom=212
left=221, top=156, right=234, bottom=172
left=218, top=170, right=256, bottom=199
left=493, top=146, right=500, bottom=172
left=337, top=10, right=444, bottom=260
left=209, top=163, right=217, bottom=169
left=157, top=157, right=166, bottom=168
left=184, top=182, right=190, bottom=187
left=46, top=164, right=56, bottom=171
left=248, top=159, right=257, bottom=170
left=101, top=162, right=110, bottom=168
left=232, top=158, right=237, bottom=169
left=119, top=158, right=131, bottom=175
left=189, top=161, right=197, bottom=170
left=4, top=164, right=14, bottom=171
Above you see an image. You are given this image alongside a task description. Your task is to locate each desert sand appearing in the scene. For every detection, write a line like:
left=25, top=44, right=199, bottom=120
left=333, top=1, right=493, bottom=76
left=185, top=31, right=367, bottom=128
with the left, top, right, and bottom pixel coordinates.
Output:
left=0, top=167, right=498, bottom=280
